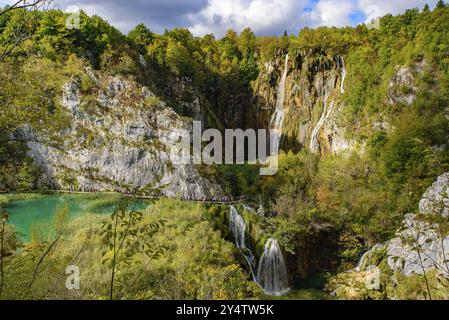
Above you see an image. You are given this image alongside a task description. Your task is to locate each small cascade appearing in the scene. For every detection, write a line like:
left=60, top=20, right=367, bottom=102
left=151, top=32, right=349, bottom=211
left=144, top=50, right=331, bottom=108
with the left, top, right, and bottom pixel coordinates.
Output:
left=256, top=238, right=289, bottom=296
left=269, top=54, right=289, bottom=152
left=242, top=203, right=256, bottom=213
left=339, top=56, right=346, bottom=94
left=229, top=206, right=257, bottom=281
left=355, top=250, right=371, bottom=272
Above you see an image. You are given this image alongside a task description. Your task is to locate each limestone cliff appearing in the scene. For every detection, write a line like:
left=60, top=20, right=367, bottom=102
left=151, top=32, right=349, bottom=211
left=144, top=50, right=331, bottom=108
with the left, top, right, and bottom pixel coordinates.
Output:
left=19, top=70, right=223, bottom=200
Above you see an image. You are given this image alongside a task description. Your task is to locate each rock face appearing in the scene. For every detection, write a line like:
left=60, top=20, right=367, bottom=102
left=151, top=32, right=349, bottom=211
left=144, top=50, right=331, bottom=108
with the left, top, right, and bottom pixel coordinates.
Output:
left=23, top=72, right=224, bottom=200
left=249, top=53, right=426, bottom=156
left=388, top=61, right=424, bottom=106
left=360, top=173, right=449, bottom=276
left=419, top=173, right=449, bottom=217
left=249, top=49, right=356, bottom=155
left=386, top=214, right=449, bottom=276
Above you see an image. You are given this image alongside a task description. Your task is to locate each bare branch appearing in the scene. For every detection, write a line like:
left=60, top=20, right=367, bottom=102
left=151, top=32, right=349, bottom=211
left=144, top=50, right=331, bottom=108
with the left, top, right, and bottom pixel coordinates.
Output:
left=27, top=226, right=66, bottom=290
left=0, top=0, right=48, bottom=17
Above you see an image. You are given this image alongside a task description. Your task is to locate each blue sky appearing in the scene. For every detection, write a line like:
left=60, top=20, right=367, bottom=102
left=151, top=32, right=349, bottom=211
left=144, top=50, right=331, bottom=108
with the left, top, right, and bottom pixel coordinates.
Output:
left=0, top=0, right=442, bottom=36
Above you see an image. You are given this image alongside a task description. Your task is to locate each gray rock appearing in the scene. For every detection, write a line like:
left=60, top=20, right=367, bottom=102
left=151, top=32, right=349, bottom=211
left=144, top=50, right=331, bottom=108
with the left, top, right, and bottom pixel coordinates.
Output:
left=386, top=213, right=447, bottom=276
left=388, top=67, right=416, bottom=105
left=25, top=75, right=224, bottom=200
left=419, top=173, right=449, bottom=216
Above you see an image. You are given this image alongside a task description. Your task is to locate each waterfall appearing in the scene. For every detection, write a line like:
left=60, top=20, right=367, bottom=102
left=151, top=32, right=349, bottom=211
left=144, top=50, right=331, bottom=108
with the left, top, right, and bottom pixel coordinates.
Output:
left=309, top=97, right=335, bottom=154
left=269, top=54, right=289, bottom=152
left=340, top=57, right=346, bottom=94
left=309, top=57, right=344, bottom=153
left=229, top=205, right=246, bottom=248
left=229, top=206, right=257, bottom=281
left=229, top=207, right=290, bottom=296
left=256, top=238, right=289, bottom=296
left=355, top=250, right=371, bottom=272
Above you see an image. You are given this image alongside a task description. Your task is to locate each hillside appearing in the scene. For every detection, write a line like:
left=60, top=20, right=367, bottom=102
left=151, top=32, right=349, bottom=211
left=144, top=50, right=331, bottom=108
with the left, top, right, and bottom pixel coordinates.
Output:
left=0, top=3, right=449, bottom=300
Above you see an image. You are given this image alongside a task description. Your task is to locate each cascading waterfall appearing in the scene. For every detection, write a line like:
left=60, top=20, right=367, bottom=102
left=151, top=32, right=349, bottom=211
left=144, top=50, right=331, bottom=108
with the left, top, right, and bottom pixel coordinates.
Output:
left=309, top=96, right=335, bottom=154
left=256, top=238, right=289, bottom=296
left=340, top=56, right=346, bottom=94
left=229, top=206, right=257, bottom=281
left=229, top=206, right=290, bottom=296
left=269, top=54, right=289, bottom=152
left=229, top=205, right=246, bottom=248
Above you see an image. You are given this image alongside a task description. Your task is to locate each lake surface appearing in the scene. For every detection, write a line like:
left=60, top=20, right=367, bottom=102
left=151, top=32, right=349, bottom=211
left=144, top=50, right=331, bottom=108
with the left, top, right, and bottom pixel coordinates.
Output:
left=5, top=194, right=148, bottom=241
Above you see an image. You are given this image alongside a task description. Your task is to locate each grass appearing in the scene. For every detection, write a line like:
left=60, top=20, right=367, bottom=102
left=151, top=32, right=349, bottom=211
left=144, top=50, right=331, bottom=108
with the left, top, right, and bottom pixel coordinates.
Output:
left=81, top=194, right=123, bottom=211
left=0, top=193, right=47, bottom=208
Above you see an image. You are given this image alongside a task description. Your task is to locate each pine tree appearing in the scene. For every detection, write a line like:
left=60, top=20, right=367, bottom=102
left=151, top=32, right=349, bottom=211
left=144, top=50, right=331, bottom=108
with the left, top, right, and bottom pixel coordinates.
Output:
left=436, top=0, right=446, bottom=9
left=423, top=3, right=430, bottom=12
left=281, top=30, right=289, bottom=51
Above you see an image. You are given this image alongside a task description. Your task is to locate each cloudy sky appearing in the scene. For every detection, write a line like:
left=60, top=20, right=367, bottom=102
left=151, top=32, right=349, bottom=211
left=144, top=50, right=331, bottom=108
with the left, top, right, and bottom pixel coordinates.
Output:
left=0, top=0, right=441, bottom=36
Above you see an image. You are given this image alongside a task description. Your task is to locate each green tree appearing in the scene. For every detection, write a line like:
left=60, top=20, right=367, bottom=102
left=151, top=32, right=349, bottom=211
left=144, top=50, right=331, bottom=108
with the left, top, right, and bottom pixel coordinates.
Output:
left=127, top=23, right=154, bottom=53
left=436, top=0, right=446, bottom=9
left=165, top=38, right=191, bottom=75
left=238, top=27, right=256, bottom=58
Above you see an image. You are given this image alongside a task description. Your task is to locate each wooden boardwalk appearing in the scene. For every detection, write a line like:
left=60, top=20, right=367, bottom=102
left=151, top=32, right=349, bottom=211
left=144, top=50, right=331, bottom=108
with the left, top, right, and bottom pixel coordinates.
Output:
left=53, top=190, right=243, bottom=205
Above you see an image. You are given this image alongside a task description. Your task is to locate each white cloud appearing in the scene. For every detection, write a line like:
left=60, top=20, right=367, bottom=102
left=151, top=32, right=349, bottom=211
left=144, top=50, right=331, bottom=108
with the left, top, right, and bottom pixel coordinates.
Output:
left=0, top=0, right=444, bottom=36
left=189, top=0, right=311, bottom=36
left=308, top=0, right=355, bottom=27
left=357, top=0, right=440, bottom=23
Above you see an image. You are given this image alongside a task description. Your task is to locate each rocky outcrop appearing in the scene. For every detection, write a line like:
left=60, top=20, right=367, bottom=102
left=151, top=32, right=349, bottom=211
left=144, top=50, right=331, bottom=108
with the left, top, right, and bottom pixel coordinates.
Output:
left=419, top=173, right=449, bottom=217
left=388, top=61, right=424, bottom=106
left=356, top=173, right=449, bottom=276
left=386, top=213, right=449, bottom=276
left=249, top=50, right=356, bottom=155
left=23, top=71, right=224, bottom=200
left=360, top=173, right=449, bottom=277
left=329, top=173, right=449, bottom=299
left=384, top=173, right=449, bottom=276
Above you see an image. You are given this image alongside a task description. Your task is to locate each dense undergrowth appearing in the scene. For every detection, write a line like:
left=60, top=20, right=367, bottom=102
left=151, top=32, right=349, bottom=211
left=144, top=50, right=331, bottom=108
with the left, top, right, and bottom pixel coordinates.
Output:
left=0, top=197, right=261, bottom=299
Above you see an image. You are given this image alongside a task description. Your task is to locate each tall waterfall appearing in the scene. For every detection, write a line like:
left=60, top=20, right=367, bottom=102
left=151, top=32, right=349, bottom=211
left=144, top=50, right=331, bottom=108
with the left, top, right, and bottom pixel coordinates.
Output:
left=309, top=97, right=335, bottom=154
left=257, top=238, right=289, bottom=296
left=229, top=206, right=257, bottom=281
left=309, top=56, right=345, bottom=153
left=269, top=54, right=289, bottom=152
left=340, top=56, right=346, bottom=94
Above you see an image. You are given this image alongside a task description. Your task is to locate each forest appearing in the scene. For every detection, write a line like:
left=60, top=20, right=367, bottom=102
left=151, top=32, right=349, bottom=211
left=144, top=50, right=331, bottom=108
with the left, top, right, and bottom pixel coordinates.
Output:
left=0, top=1, right=449, bottom=300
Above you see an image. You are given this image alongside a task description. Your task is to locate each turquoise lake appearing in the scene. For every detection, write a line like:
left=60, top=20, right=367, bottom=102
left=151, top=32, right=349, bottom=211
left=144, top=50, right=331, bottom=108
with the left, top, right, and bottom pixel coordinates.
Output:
left=5, top=194, right=148, bottom=241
